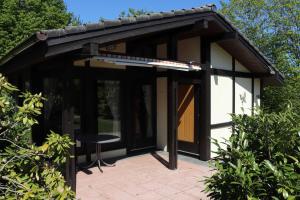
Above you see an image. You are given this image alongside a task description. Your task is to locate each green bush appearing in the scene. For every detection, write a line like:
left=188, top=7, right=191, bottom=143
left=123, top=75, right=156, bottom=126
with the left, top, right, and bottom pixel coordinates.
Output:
left=0, top=74, right=75, bottom=199
left=205, top=108, right=300, bottom=200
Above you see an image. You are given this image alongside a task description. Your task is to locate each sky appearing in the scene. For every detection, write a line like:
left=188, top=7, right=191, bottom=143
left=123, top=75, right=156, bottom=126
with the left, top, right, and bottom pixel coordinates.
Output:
left=64, top=0, right=222, bottom=23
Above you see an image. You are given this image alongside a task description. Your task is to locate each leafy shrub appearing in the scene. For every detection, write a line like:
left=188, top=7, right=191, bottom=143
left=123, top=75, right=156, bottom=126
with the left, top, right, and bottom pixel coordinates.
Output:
left=205, top=108, right=300, bottom=200
left=0, top=74, right=75, bottom=199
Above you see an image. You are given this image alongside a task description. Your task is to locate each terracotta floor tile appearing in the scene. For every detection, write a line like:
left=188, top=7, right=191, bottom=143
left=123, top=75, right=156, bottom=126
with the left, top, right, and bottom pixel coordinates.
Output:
left=136, top=191, right=165, bottom=200
left=76, top=153, right=211, bottom=200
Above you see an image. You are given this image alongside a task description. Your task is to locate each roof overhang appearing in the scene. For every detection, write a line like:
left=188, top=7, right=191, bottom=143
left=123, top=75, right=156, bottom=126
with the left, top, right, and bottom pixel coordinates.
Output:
left=0, top=4, right=284, bottom=85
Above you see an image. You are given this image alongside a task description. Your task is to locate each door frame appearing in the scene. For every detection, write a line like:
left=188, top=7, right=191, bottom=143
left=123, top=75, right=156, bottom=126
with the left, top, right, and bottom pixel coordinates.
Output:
left=177, top=78, right=201, bottom=156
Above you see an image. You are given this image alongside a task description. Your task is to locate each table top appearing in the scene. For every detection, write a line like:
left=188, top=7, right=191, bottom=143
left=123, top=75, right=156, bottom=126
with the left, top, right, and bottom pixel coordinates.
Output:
left=76, top=134, right=121, bottom=144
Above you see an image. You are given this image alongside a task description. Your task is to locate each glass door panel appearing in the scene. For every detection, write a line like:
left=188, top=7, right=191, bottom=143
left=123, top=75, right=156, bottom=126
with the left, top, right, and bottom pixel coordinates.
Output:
left=96, top=80, right=121, bottom=138
left=131, top=83, right=154, bottom=149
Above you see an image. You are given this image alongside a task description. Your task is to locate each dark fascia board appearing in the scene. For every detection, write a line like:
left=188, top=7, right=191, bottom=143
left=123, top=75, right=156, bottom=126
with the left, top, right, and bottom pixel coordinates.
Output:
left=45, top=13, right=215, bottom=57
left=0, top=33, right=47, bottom=67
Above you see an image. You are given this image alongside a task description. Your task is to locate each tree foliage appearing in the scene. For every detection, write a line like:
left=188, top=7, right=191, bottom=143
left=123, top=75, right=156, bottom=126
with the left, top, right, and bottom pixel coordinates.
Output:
left=119, top=8, right=151, bottom=18
left=220, top=0, right=300, bottom=76
left=205, top=109, right=300, bottom=199
left=220, top=0, right=300, bottom=118
left=0, top=0, right=79, bottom=58
left=0, top=74, right=75, bottom=199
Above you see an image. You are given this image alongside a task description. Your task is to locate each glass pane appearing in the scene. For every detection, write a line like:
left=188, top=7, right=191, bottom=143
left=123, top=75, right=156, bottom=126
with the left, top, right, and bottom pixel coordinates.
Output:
left=133, top=84, right=153, bottom=139
left=142, top=85, right=153, bottom=138
left=97, top=80, right=121, bottom=137
left=73, top=79, right=81, bottom=134
left=43, top=78, right=63, bottom=134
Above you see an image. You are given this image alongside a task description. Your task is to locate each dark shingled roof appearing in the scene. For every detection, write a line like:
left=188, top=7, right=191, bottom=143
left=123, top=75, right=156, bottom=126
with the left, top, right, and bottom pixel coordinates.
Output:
left=39, top=4, right=217, bottom=39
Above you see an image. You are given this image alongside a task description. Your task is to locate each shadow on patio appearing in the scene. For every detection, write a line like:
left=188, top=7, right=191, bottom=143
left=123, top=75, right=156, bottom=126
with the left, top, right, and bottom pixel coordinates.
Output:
left=76, top=151, right=213, bottom=200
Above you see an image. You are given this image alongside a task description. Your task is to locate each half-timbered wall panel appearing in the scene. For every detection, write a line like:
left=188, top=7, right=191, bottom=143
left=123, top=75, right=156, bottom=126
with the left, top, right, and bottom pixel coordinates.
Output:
left=235, top=60, right=250, bottom=72
left=235, top=77, right=252, bottom=115
left=156, top=77, right=168, bottom=151
left=211, top=75, right=233, bottom=124
left=211, top=126, right=232, bottom=158
left=211, top=43, right=231, bottom=70
left=177, top=37, right=201, bottom=63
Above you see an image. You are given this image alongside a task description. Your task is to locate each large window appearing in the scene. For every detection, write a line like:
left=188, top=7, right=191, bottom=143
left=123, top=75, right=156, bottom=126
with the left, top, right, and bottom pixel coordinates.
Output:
left=96, top=80, right=121, bottom=137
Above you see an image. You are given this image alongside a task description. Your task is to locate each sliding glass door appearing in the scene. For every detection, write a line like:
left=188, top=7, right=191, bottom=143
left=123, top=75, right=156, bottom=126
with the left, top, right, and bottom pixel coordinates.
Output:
left=129, top=81, right=155, bottom=151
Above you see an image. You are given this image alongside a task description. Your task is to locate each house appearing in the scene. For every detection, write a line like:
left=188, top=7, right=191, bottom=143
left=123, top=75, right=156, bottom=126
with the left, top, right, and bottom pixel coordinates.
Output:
left=0, top=4, right=283, bottom=191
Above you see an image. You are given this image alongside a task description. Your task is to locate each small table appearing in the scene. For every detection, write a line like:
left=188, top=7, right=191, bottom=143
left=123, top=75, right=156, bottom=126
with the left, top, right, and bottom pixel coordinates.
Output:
left=77, top=134, right=121, bottom=172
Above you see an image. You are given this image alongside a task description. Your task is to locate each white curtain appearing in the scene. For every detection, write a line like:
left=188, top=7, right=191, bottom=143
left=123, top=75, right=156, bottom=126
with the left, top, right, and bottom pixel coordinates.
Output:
left=104, top=81, right=120, bottom=136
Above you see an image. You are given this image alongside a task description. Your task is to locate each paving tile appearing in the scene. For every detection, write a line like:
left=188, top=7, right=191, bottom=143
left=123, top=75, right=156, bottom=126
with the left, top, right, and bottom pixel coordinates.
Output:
left=136, top=191, right=165, bottom=200
left=154, top=185, right=180, bottom=197
left=76, top=153, right=211, bottom=200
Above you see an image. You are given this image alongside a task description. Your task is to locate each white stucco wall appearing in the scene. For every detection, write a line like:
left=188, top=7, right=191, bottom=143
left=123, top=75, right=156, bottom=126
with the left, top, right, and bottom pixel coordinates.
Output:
left=211, top=75, right=233, bottom=124
left=177, top=37, right=201, bottom=63
left=211, top=126, right=232, bottom=158
left=156, top=77, right=168, bottom=151
left=235, top=60, right=250, bottom=72
left=211, top=43, right=232, bottom=70
left=235, top=77, right=252, bottom=115
left=254, top=78, right=261, bottom=108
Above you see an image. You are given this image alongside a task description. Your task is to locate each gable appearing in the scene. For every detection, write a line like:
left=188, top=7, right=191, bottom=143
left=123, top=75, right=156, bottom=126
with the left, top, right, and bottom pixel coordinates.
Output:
left=0, top=4, right=283, bottom=84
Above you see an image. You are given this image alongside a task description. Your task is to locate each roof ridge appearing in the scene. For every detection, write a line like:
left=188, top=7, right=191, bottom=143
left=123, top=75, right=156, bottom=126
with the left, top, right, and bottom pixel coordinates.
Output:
left=38, top=4, right=217, bottom=38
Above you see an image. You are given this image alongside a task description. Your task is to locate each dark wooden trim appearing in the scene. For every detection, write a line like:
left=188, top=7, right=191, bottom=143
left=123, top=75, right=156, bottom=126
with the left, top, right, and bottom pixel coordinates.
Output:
left=47, top=13, right=214, bottom=46
left=194, top=19, right=209, bottom=29
left=62, top=60, right=76, bottom=191
left=167, top=33, right=178, bottom=169
left=82, top=43, right=100, bottom=56
left=199, top=37, right=211, bottom=161
left=210, top=32, right=238, bottom=43
left=251, top=76, right=254, bottom=115
left=167, top=70, right=178, bottom=169
left=211, top=68, right=270, bottom=78
left=46, top=14, right=214, bottom=57
left=156, top=71, right=168, bottom=77
left=211, top=121, right=233, bottom=129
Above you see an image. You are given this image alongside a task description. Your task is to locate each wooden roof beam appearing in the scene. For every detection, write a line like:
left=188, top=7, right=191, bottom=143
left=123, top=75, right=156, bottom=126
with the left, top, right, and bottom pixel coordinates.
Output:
left=210, top=31, right=238, bottom=43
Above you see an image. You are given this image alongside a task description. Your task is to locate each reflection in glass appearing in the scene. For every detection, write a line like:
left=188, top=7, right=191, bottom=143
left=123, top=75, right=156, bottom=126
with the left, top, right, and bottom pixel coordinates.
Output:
left=97, top=80, right=121, bottom=137
left=43, top=78, right=63, bottom=134
left=133, top=84, right=153, bottom=139
left=73, top=79, right=81, bottom=135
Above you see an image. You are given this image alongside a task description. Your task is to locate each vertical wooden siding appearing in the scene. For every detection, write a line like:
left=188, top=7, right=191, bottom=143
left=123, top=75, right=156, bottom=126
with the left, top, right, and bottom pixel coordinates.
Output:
left=177, top=84, right=195, bottom=143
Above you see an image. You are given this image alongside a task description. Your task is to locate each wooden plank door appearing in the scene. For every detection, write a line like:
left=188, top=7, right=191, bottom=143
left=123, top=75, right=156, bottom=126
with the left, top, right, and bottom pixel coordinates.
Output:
left=177, top=83, right=200, bottom=154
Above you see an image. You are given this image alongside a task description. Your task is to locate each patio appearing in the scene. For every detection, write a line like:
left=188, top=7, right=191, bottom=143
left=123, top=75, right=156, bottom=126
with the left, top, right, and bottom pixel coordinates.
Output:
left=76, top=152, right=213, bottom=200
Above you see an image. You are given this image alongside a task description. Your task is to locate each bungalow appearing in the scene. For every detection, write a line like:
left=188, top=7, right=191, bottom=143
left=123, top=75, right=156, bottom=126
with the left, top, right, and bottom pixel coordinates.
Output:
left=0, top=4, right=283, bottom=191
